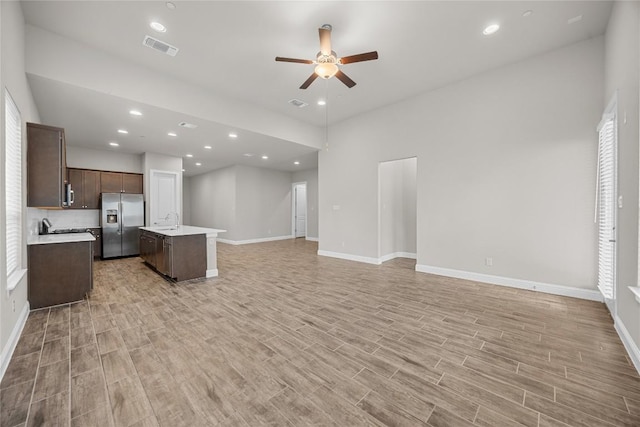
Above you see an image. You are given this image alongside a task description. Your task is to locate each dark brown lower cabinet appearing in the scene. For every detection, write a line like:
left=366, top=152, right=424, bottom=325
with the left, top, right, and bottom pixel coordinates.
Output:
left=89, top=228, right=102, bottom=258
left=28, top=241, right=93, bottom=309
left=139, top=230, right=206, bottom=281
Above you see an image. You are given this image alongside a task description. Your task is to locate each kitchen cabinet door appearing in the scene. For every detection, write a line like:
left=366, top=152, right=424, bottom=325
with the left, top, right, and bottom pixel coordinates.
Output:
left=83, top=170, right=100, bottom=208
left=27, top=123, right=67, bottom=208
left=122, top=173, right=143, bottom=193
left=100, top=172, right=122, bottom=193
left=67, top=168, right=83, bottom=209
left=68, top=169, right=100, bottom=209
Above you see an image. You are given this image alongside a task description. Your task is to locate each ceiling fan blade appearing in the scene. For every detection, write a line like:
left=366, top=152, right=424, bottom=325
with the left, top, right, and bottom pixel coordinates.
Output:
left=339, top=51, right=379, bottom=65
left=319, top=26, right=332, bottom=56
left=275, top=57, right=314, bottom=64
left=300, top=73, right=319, bottom=89
left=335, top=69, right=356, bottom=88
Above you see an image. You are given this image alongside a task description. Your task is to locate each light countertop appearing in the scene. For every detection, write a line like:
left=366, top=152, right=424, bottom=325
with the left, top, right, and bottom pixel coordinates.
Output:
left=139, top=225, right=226, bottom=237
left=28, top=233, right=96, bottom=246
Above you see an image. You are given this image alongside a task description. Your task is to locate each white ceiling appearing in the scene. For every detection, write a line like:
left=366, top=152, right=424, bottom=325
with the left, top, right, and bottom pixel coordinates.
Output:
left=20, top=1, right=612, bottom=176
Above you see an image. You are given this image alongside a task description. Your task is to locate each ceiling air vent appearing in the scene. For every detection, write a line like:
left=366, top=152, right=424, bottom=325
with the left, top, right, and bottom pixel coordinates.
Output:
left=178, top=122, right=198, bottom=129
left=288, top=99, right=308, bottom=108
left=142, top=35, right=179, bottom=57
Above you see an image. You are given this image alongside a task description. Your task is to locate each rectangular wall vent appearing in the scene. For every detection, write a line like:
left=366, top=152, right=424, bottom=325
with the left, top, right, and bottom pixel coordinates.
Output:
left=143, top=35, right=179, bottom=57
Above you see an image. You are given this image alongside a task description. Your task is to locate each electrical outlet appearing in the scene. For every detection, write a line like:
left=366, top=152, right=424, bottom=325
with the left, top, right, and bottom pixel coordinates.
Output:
left=485, top=257, right=493, bottom=267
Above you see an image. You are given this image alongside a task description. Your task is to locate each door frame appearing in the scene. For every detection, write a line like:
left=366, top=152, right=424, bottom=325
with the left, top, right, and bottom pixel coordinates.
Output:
left=291, top=181, right=307, bottom=238
left=149, top=169, right=180, bottom=227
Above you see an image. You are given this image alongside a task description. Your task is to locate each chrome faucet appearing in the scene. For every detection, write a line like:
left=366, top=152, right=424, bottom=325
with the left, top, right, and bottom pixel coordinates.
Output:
left=164, top=212, right=180, bottom=227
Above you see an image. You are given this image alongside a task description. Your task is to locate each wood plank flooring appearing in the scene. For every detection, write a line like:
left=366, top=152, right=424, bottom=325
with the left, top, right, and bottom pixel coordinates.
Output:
left=1, top=239, right=639, bottom=426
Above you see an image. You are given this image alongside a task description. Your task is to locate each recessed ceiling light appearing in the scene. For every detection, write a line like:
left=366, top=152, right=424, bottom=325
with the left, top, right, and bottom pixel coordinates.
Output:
left=483, top=24, right=500, bottom=35
left=261, top=155, right=269, bottom=160
left=109, top=142, right=119, bottom=147
left=204, top=145, right=212, bottom=149
left=228, top=132, right=238, bottom=139
left=522, top=10, right=533, bottom=17
left=166, top=2, right=176, bottom=10
left=195, top=162, right=202, bottom=166
left=117, top=129, right=128, bottom=134
left=185, top=154, right=193, bottom=158
left=294, top=161, right=300, bottom=165
left=129, top=110, right=142, bottom=116
left=167, top=132, right=177, bottom=137
left=150, top=22, right=166, bottom=33
left=317, top=100, right=326, bottom=106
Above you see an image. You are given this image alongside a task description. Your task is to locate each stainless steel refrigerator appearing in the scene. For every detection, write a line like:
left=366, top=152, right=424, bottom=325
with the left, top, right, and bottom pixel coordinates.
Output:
left=101, top=193, right=144, bottom=259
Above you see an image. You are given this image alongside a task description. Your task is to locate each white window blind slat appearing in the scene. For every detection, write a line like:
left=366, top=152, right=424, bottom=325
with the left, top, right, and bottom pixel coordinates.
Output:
left=597, top=117, right=616, bottom=300
left=5, top=90, right=22, bottom=279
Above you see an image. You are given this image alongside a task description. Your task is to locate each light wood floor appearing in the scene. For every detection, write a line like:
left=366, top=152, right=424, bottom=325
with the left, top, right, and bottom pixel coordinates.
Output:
left=2, top=239, right=639, bottom=426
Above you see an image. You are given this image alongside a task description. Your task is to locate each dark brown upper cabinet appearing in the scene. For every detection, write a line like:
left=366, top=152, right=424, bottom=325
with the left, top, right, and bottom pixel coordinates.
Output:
left=101, top=171, right=143, bottom=194
left=27, top=123, right=68, bottom=208
left=68, top=168, right=100, bottom=209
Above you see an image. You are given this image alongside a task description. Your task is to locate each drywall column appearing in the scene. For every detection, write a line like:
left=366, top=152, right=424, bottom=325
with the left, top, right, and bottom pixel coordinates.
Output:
left=604, top=0, right=640, bottom=369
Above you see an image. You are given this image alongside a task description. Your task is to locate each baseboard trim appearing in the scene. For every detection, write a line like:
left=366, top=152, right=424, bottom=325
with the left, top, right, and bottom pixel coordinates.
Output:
left=318, top=250, right=381, bottom=265
left=380, top=252, right=417, bottom=263
left=217, top=235, right=293, bottom=245
left=614, top=314, right=640, bottom=374
left=205, top=268, right=219, bottom=278
left=0, top=300, right=30, bottom=382
left=305, top=237, right=319, bottom=242
left=415, top=264, right=603, bottom=302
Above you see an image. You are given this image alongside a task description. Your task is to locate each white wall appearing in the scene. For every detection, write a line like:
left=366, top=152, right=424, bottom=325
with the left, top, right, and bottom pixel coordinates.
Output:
left=292, top=168, right=318, bottom=240
left=189, top=166, right=236, bottom=238
left=604, top=1, right=640, bottom=366
left=189, top=165, right=297, bottom=243
left=235, top=165, right=292, bottom=241
left=66, top=145, right=143, bottom=173
left=1, top=1, right=41, bottom=378
left=379, top=157, right=417, bottom=259
left=320, top=36, right=604, bottom=292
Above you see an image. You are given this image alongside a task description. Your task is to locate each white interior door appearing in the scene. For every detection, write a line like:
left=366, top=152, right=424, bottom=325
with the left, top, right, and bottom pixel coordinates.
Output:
left=295, top=184, right=307, bottom=238
left=150, top=170, right=179, bottom=226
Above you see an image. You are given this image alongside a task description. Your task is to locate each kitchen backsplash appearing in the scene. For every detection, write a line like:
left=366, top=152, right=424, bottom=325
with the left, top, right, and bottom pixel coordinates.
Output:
left=27, top=208, right=100, bottom=235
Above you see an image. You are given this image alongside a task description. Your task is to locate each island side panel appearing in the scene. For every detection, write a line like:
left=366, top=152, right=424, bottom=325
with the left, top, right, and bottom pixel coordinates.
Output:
left=206, top=233, right=219, bottom=277
left=172, top=234, right=207, bottom=281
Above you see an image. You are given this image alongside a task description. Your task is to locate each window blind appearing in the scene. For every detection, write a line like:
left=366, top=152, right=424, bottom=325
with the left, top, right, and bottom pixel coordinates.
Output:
left=596, top=115, right=616, bottom=301
left=5, top=90, right=22, bottom=279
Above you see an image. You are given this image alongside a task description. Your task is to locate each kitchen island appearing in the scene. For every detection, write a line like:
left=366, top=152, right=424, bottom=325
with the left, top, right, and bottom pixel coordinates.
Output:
left=139, top=226, right=226, bottom=281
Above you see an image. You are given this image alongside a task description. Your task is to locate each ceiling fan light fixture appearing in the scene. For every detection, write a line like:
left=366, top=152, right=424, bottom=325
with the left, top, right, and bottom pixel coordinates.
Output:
left=315, top=62, right=339, bottom=79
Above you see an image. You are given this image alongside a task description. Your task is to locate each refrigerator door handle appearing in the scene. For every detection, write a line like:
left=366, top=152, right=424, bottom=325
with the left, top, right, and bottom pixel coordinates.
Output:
left=119, top=201, right=123, bottom=235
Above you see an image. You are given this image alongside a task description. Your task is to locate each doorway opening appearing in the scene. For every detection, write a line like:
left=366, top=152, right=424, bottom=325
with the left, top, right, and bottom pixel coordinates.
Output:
left=292, top=182, right=307, bottom=238
left=378, top=157, right=417, bottom=264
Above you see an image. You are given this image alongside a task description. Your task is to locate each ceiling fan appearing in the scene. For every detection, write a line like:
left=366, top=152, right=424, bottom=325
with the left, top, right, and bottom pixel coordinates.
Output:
left=275, top=24, right=378, bottom=89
